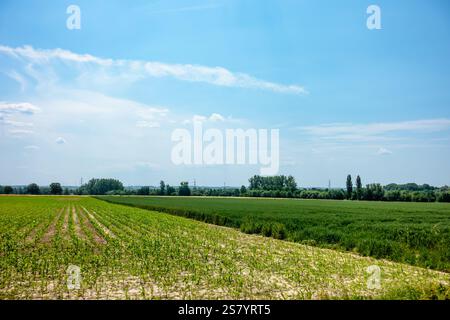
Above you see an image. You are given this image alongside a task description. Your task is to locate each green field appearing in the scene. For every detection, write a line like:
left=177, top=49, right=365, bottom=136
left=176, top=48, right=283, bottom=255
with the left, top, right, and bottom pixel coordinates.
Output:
left=99, top=196, right=450, bottom=272
left=1, top=196, right=449, bottom=300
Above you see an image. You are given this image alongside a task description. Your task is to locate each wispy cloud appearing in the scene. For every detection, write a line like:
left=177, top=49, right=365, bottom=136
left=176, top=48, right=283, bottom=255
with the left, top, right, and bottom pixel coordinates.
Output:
left=297, top=119, right=450, bottom=141
left=137, top=107, right=168, bottom=120
left=0, top=102, right=38, bottom=135
left=0, top=45, right=113, bottom=66
left=0, top=45, right=307, bottom=95
left=24, top=145, right=39, bottom=150
left=5, top=70, right=27, bottom=91
left=1, top=119, right=33, bottom=127
left=26, top=88, right=172, bottom=134
left=377, top=147, right=392, bottom=155
left=0, top=102, right=41, bottom=114
left=8, top=129, right=34, bottom=135
left=182, top=112, right=237, bottom=125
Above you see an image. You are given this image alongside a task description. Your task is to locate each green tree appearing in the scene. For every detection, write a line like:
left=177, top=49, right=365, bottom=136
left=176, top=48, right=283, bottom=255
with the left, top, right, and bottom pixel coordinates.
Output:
left=373, top=183, right=384, bottom=201
left=346, top=175, right=353, bottom=199
left=437, top=191, right=450, bottom=202
left=63, top=188, right=70, bottom=195
left=356, top=175, right=362, bottom=200
left=364, top=184, right=373, bottom=200
left=1, top=185, right=13, bottom=194
left=159, top=180, right=166, bottom=195
left=80, top=178, right=124, bottom=195
left=26, top=183, right=40, bottom=195
left=137, top=186, right=150, bottom=195
left=240, top=185, right=247, bottom=196
left=178, top=181, right=191, bottom=196
left=364, top=183, right=384, bottom=201
left=248, top=175, right=298, bottom=192
left=285, top=175, right=297, bottom=192
left=166, top=184, right=176, bottom=196
left=49, top=182, right=63, bottom=195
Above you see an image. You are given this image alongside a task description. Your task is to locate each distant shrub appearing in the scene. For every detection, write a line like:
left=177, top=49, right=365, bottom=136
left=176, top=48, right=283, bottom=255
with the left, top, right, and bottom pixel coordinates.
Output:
left=26, top=183, right=40, bottom=195
left=80, top=178, right=124, bottom=195
left=3, top=186, right=13, bottom=194
left=437, top=192, right=450, bottom=203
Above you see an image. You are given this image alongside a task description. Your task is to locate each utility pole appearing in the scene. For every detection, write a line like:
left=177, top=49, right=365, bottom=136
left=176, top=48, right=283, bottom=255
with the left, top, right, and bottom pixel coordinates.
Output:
left=328, top=179, right=331, bottom=190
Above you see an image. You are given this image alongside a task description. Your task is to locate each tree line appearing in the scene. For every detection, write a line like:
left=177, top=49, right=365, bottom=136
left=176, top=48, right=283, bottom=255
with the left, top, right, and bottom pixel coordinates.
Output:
left=0, top=183, right=70, bottom=195
left=343, top=175, right=450, bottom=202
left=1, top=175, right=449, bottom=202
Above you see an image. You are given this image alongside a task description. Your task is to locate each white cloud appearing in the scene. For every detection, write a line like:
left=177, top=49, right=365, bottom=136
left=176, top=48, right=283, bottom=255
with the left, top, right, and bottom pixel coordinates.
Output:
left=1, top=119, right=33, bottom=127
left=137, top=107, right=169, bottom=120
left=24, top=145, right=39, bottom=150
left=298, top=119, right=450, bottom=141
left=0, top=45, right=307, bottom=95
left=209, top=113, right=225, bottom=122
left=0, top=45, right=112, bottom=66
left=377, top=147, right=392, bottom=155
left=8, top=129, right=34, bottom=135
left=134, top=106, right=168, bottom=128
left=55, top=137, right=66, bottom=144
left=184, top=113, right=231, bottom=124
left=0, top=102, right=41, bottom=114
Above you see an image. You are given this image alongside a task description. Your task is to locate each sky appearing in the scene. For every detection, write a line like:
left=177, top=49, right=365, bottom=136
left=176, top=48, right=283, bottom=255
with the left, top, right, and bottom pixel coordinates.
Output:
left=0, top=0, right=450, bottom=187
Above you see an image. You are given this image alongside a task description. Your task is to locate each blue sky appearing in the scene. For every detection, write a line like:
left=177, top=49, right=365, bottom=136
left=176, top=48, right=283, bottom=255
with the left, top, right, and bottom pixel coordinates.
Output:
left=1, top=0, right=450, bottom=187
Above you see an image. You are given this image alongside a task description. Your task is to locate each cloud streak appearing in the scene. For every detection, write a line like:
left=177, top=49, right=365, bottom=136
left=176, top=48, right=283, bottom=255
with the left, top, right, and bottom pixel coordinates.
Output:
left=298, top=119, right=450, bottom=141
left=24, top=145, right=39, bottom=150
left=0, top=45, right=307, bottom=95
left=0, top=102, right=41, bottom=114
left=1, top=119, right=33, bottom=127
